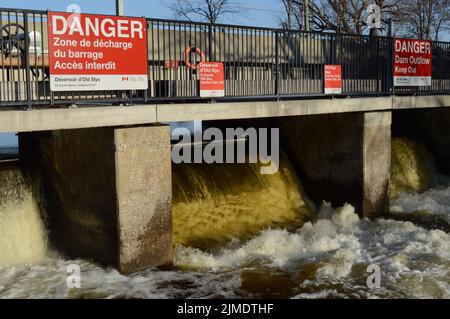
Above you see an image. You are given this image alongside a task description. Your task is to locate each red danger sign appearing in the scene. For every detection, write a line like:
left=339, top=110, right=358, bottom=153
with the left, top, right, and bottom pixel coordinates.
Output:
left=324, top=64, right=342, bottom=94
left=199, top=62, right=225, bottom=97
left=48, top=12, right=148, bottom=91
left=394, top=38, right=432, bottom=86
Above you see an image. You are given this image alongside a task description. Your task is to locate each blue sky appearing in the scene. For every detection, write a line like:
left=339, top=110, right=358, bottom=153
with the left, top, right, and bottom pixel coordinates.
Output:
left=0, top=0, right=284, bottom=27
left=0, top=132, right=16, bottom=146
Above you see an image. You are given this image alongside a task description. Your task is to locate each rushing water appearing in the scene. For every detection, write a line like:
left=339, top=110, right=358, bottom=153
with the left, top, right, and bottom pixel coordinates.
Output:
left=172, top=152, right=312, bottom=248
left=0, top=140, right=449, bottom=299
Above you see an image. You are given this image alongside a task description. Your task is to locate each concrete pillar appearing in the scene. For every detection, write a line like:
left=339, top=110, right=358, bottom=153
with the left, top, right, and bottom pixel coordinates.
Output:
left=28, top=125, right=172, bottom=274
left=278, top=111, right=391, bottom=217
left=361, top=111, right=391, bottom=217
left=115, top=126, right=172, bottom=273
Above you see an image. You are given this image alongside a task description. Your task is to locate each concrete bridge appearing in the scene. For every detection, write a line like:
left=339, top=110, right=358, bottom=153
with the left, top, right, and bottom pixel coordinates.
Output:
left=5, top=94, right=450, bottom=274
left=1, top=7, right=450, bottom=274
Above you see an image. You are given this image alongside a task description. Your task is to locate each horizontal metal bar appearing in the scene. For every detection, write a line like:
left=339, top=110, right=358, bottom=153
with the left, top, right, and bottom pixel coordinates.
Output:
left=0, top=7, right=47, bottom=14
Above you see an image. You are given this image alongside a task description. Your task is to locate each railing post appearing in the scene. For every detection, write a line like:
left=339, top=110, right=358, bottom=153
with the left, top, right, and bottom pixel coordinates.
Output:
left=208, top=24, right=213, bottom=61
left=23, top=13, right=33, bottom=110
left=387, top=19, right=394, bottom=95
left=116, top=0, right=124, bottom=16
left=144, top=19, right=149, bottom=103
left=330, top=34, right=335, bottom=64
left=275, top=30, right=279, bottom=99
left=376, top=37, right=380, bottom=94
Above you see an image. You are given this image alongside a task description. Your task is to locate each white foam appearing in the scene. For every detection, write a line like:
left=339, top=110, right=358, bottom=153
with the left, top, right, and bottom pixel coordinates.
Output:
left=390, top=184, right=450, bottom=223
left=174, top=203, right=450, bottom=298
left=0, top=202, right=449, bottom=298
left=0, top=257, right=241, bottom=299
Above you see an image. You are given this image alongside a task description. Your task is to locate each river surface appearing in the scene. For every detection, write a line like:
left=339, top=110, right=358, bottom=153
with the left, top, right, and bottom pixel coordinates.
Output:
left=0, top=145, right=449, bottom=299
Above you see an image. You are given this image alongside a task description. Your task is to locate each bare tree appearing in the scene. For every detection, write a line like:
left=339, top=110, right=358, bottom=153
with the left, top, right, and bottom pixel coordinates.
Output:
left=280, top=0, right=305, bottom=30
left=168, top=0, right=240, bottom=24
left=279, top=0, right=405, bottom=35
left=395, top=0, right=450, bottom=40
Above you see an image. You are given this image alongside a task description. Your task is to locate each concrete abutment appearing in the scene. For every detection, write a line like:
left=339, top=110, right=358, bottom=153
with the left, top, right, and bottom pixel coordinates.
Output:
left=19, top=124, right=172, bottom=274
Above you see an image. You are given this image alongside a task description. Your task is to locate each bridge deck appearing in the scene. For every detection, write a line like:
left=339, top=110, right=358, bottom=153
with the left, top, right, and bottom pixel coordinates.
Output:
left=1, top=95, right=449, bottom=133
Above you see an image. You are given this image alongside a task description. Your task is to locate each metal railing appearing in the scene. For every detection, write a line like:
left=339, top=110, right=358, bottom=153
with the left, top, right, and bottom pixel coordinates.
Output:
left=0, top=7, right=449, bottom=108
left=147, top=20, right=393, bottom=100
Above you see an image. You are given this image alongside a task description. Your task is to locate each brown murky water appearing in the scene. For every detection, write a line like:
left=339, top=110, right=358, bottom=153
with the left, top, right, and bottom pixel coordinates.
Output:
left=0, top=141, right=449, bottom=299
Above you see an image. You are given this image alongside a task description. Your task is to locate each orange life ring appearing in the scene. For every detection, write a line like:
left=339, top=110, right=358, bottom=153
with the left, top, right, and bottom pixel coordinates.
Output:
left=182, top=46, right=205, bottom=70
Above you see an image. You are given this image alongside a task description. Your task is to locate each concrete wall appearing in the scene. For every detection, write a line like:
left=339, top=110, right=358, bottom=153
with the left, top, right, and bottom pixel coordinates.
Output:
left=395, top=108, right=450, bottom=175
left=278, top=111, right=391, bottom=217
left=20, top=124, right=172, bottom=274
left=278, top=113, right=363, bottom=209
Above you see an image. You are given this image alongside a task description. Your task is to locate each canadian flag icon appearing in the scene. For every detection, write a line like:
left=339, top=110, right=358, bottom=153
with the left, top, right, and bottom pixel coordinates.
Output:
left=122, top=76, right=129, bottom=81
